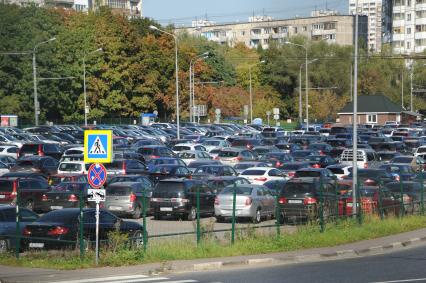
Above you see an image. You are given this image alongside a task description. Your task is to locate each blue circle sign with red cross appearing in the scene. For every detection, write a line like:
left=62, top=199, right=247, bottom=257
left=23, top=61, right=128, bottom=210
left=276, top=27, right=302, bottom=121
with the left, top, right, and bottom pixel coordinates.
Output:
left=87, top=163, right=107, bottom=189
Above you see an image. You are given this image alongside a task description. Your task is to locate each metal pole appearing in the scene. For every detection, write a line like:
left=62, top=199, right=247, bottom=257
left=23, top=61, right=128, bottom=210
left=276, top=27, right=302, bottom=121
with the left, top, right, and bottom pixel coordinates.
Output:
left=189, top=63, right=192, bottom=122
left=421, top=172, right=424, bottom=215
left=249, top=66, right=253, bottom=123
left=196, top=188, right=201, bottom=245
left=299, top=65, right=303, bottom=125
left=352, top=0, right=359, bottom=220
left=231, top=183, right=236, bottom=244
left=32, top=51, right=39, bottom=126
left=401, top=68, right=404, bottom=108
left=275, top=181, right=280, bottom=237
left=174, top=36, right=180, bottom=139
left=142, top=189, right=147, bottom=252
left=305, top=48, right=309, bottom=131
left=95, top=201, right=100, bottom=265
left=79, top=189, right=84, bottom=259
left=83, top=57, right=88, bottom=127
left=15, top=189, right=20, bottom=259
left=410, top=64, right=414, bottom=112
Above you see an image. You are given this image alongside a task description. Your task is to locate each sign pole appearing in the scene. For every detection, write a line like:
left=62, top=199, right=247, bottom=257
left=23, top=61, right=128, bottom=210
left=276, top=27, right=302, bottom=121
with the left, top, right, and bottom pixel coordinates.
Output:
left=95, top=200, right=100, bottom=265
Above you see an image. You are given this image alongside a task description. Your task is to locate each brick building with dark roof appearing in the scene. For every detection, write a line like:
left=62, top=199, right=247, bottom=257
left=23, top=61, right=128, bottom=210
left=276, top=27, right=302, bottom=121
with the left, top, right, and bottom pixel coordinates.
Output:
left=337, top=95, right=422, bottom=125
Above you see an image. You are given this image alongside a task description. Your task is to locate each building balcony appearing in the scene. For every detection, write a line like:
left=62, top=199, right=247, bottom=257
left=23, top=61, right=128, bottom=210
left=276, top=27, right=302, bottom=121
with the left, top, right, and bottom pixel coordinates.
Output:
left=414, top=31, right=426, bottom=39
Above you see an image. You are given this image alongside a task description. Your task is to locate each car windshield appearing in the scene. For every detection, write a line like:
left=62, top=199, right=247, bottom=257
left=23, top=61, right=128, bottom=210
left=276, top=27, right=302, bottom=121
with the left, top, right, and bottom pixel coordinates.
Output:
left=203, top=140, right=220, bottom=146
left=52, top=183, right=85, bottom=192
left=295, top=171, right=321, bottom=177
left=59, top=163, right=82, bottom=171
left=37, top=210, right=78, bottom=223
left=241, top=169, right=266, bottom=176
left=221, top=186, right=252, bottom=195
left=218, top=151, right=238, bottom=158
left=16, top=160, right=37, bottom=167
left=179, top=152, right=196, bottom=159
left=392, top=157, right=412, bottom=163
left=173, top=146, right=190, bottom=151
left=234, top=163, right=256, bottom=170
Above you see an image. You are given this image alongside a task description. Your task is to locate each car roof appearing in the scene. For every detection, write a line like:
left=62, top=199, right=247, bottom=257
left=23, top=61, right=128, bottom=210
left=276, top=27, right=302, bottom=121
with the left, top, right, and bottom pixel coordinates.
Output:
left=243, top=167, right=273, bottom=171
left=108, top=181, right=141, bottom=187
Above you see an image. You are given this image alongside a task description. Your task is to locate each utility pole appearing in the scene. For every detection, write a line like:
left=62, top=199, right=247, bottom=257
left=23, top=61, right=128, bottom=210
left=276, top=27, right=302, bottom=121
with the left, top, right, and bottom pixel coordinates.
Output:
left=352, top=0, right=359, bottom=219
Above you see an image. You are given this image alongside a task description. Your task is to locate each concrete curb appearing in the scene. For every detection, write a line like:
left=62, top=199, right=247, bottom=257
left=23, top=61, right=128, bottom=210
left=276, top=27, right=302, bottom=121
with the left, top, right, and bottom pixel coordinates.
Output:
left=156, top=236, right=426, bottom=275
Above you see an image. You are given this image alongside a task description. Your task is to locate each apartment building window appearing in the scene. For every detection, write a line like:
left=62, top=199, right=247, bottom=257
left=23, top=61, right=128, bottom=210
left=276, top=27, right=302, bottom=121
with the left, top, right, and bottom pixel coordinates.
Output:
left=220, top=31, right=226, bottom=37
left=393, top=13, right=403, bottom=20
left=407, top=0, right=411, bottom=5
left=416, top=24, right=426, bottom=32
left=264, top=28, right=272, bottom=34
left=393, top=27, right=403, bottom=34
left=407, top=27, right=412, bottom=34
left=107, top=0, right=125, bottom=9
left=416, top=10, right=426, bottom=18
left=252, top=29, right=261, bottom=35
left=302, top=26, right=307, bottom=31
left=393, top=0, right=403, bottom=5
left=263, top=39, right=269, bottom=44
left=74, top=4, right=85, bottom=10
left=281, top=26, right=288, bottom=33
left=241, top=31, right=246, bottom=36
left=324, top=22, right=336, bottom=30
left=407, top=41, right=411, bottom=49
left=407, top=13, right=411, bottom=21
left=417, top=0, right=426, bottom=4
left=415, top=38, right=426, bottom=45
left=294, top=27, right=298, bottom=33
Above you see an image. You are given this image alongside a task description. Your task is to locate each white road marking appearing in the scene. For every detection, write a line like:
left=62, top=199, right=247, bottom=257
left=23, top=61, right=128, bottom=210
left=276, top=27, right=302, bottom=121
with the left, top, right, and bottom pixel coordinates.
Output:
left=371, top=278, right=426, bottom=283
left=47, top=275, right=148, bottom=283
left=99, top=277, right=168, bottom=283
left=155, top=281, right=198, bottom=283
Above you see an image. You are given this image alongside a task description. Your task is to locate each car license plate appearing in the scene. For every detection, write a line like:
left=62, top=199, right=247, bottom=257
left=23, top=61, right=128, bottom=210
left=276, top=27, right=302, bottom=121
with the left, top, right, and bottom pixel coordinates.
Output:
left=50, top=206, right=63, bottom=210
left=29, top=243, right=44, bottom=248
left=160, top=207, right=173, bottom=212
left=288, top=200, right=302, bottom=204
left=109, top=206, right=123, bottom=211
left=0, top=195, right=5, bottom=199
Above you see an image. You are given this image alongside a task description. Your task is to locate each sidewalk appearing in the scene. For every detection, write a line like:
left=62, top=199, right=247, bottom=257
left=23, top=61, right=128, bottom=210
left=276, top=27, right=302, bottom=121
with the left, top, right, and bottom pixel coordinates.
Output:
left=2, top=227, right=426, bottom=283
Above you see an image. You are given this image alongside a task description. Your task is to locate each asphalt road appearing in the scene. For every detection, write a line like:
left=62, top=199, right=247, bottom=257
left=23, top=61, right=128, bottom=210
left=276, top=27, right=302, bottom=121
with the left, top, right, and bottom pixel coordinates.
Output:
left=164, top=244, right=426, bottom=283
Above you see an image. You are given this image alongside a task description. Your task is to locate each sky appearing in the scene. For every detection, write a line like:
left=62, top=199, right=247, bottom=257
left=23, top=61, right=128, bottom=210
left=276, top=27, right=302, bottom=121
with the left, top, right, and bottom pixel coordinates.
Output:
left=143, top=0, right=349, bottom=27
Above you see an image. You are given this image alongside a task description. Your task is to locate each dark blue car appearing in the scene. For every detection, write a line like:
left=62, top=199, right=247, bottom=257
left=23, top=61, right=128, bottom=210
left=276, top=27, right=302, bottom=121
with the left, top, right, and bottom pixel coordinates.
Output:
left=0, top=206, right=39, bottom=253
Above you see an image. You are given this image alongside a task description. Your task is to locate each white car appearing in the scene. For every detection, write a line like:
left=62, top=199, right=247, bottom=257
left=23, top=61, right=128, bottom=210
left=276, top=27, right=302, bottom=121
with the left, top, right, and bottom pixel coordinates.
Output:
left=0, top=145, right=19, bottom=158
left=172, top=143, right=206, bottom=154
left=0, top=134, right=23, bottom=148
left=202, top=139, right=231, bottom=152
left=326, top=164, right=352, bottom=180
left=239, top=167, right=284, bottom=185
left=414, top=146, right=426, bottom=157
left=63, top=147, right=84, bottom=156
left=29, top=134, right=60, bottom=144
left=178, top=150, right=211, bottom=164
left=57, top=161, right=89, bottom=175
left=0, top=161, right=9, bottom=176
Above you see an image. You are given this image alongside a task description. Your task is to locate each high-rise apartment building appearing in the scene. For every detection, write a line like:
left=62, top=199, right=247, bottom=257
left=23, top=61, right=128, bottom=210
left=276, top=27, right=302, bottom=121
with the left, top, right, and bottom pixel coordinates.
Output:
left=349, top=0, right=392, bottom=52
left=391, top=0, right=426, bottom=54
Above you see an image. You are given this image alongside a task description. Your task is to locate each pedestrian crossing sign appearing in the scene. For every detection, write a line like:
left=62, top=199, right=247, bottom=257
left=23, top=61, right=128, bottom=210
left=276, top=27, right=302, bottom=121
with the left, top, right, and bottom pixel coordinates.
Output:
left=84, top=130, right=113, bottom=163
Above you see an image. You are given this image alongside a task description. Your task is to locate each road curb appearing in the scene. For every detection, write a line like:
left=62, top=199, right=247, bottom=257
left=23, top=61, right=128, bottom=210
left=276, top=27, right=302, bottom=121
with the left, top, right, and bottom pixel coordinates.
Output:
left=162, top=238, right=426, bottom=275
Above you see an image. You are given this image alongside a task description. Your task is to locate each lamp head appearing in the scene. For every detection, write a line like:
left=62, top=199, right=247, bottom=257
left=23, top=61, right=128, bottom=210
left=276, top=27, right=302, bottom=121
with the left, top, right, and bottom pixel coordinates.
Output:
left=149, top=25, right=158, bottom=31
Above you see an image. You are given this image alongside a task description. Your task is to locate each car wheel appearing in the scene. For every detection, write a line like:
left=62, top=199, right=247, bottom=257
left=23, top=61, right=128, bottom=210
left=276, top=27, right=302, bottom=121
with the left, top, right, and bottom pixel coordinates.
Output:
left=0, top=239, right=9, bottom=253
left=132, top=206, right=141, bottom=219
left=130, top=230, right=144, bottom=249
left=187, top=207, right=197, bottom=221
left=252, top=208, right=261, bottom=224
left=153, top=213, right=161, bottom=220
left=25, top=200, right=34, bottom=211
left=215, top=216, right=224, bottom=223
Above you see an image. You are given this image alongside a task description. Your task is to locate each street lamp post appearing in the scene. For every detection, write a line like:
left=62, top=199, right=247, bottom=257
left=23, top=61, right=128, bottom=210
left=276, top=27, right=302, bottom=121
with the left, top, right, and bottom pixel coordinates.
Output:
left=33, top=37, right=56, bottom=126
left=285, top=41, right=308, bottom=130
left=150, top=25, right=180, bottom=139
left=248, top=60, right=265, bottom=123
left=83, top=48, right=102, bottom=127
left=190, top=52, right=209, bottom=123
left=299, top=58, right=318, bottom=127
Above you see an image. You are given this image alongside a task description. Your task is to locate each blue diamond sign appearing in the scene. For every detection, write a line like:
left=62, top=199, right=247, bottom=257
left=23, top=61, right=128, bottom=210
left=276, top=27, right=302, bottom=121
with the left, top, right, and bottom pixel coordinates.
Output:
left=84, top=130, right=113, bottom=163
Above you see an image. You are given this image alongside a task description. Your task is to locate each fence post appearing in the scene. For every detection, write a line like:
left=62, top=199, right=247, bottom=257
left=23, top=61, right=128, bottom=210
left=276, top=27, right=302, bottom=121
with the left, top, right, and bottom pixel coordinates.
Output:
left=275, top=181, right=280, bottom=238
left=142, top=188, right=148, bottom=252
left=15, top=187, right=20, bottom=259
left=231, top=183, right=236, bottom=244
left=378, top=180, right=384, bottom=220
left=79, top=188, right=84, bottom=259
left=421, top=172, right=425, bottom=216
left=319, top=176, right=325, bottom=233
left=400, top=178, right=404, bottom=218
left=334, top=180, right=339, bottom=223
left=196, top=187, right=201, bottom=245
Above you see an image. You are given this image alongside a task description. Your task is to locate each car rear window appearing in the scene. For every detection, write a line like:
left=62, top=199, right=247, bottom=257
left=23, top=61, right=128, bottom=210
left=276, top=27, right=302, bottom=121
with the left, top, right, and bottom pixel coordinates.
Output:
left=173, top=146, right=191, bottom=151
left=281, top=164, right=306, bottom=170
left=0, top=180, right=13, bottom=192
left=221, top=186, right=252, bottom=195
left=104, top=161, right=122, bottom=170
left=52, top=183, right=85, bottom=192
left=283, top=182, right=315, bottom=194
left=108, top=186, right=132, bottom=196
left=204, top=140, right=220, bottom=146
left=139, top=148, right=154, bottom=155
left=328, top=168, right=344, bottom=175
left=20, top=144, right=38, bottom=154
left=38, top=211, right=78, bottom=223
left=241, top=170, right=266, bottom=176
left=16, top=160, right=37, bottom=167
left=154, top=182, right=185, bottom=198
left=295, top=171, right=321, bottom=178
left=59, top=163, right=82, bottom=172
left=218, top=151, right=238, bottom=158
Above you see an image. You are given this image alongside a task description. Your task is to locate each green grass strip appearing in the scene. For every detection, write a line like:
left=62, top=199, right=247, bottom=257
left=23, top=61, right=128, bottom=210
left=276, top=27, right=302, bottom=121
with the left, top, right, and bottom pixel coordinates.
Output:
left=1, top=215, right=426, bottom=270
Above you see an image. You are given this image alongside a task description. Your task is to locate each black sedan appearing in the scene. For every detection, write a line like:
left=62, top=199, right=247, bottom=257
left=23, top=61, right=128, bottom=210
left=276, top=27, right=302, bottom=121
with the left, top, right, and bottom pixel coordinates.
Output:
left=22, top=208, right=144, bottom=250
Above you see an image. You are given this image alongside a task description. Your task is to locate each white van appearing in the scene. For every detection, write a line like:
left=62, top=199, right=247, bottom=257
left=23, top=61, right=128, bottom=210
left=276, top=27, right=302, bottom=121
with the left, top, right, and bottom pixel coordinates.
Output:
left=57, top=161, right=89, bottom=175
left=340, top=149, right=381, bottom=169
